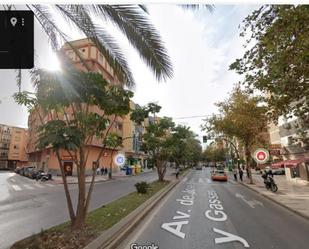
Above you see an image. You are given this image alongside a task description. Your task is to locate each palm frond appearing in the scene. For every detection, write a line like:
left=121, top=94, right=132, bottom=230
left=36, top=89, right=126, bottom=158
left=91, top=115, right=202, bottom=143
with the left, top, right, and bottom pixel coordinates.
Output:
left=91, top=5, right=173, bottom=81
left=138, top=5, right=148, bottom=14
left=55, top=5, right=135, bottom=87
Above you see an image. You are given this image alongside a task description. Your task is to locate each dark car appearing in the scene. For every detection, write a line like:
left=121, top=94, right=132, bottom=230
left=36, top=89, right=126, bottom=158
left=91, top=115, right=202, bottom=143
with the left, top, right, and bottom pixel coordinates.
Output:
left=14, top=167, right=22, bottom=174
left=29, top=169, right=44, bottom=179
left=23, top=167, right=35, bottom=177
left=272, top=168, right=285, bottom=175
left=195, top=166, right=202, bottom=170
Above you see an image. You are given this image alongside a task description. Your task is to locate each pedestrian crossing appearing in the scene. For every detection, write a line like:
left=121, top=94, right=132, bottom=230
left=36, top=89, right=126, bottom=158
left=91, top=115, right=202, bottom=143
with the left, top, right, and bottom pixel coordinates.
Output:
left=10, top=182, right=58, bottom=192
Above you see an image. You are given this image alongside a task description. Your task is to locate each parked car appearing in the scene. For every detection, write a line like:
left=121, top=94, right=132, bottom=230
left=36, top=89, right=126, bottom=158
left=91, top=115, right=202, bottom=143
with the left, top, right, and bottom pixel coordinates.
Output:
left=36, top=172, right=52, bottom=181
left=29, top=169, right=44, bottom=179
left=25, top=167, right=36, bottom=177
left=272, top=168, right=285, bottom=175
left=14, top=167, right=22, bottom=174
left=195, top=166, right=202, bottom=170
left=23, top=167, right=35, bottom=177
left=19, top=166, right=33, bottom=176
left=211, top=170, right=228, bottom=181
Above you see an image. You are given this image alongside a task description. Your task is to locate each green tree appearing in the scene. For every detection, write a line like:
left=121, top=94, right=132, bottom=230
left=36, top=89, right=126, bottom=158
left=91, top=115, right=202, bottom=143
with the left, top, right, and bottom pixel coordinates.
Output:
left=202, top=145, right=228, bottom=163
left=230, top=5, right=309, bottom=122
left=14, top=63, right=132, bottom=230
left=203, top=87, right=268, bottom=183
left=166, top=126, right=202, bottom=168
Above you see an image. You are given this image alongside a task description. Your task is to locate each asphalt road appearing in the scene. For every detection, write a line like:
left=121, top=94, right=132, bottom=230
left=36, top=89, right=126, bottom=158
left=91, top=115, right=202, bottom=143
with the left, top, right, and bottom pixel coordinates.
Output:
left=0, top=170, right=159, bottom=249
left=120, top=168, right=309, bottom=249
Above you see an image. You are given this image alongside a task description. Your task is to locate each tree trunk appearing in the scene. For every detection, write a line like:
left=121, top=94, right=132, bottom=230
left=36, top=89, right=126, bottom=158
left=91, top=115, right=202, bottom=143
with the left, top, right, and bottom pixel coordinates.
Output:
left=156, top=159, right=166, bottom=182
left=55, top=150, right=76, bottom=224
left=72, top=148, right=87, bottom=230
left=245, top=147, right=253, bottom=184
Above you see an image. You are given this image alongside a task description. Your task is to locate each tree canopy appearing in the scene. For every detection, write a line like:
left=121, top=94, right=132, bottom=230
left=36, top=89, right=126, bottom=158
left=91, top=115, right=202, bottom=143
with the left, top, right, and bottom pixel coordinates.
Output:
left=230, top=5, right=309, bottom=122
left=203, top=87, right=268, bottom=183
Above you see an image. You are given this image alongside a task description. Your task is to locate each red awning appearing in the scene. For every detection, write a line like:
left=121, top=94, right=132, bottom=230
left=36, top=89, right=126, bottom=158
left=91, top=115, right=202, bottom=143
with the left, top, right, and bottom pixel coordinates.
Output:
left=271, top=161, right=284, bottom=169
left=284, top=158, right=309, bottom=168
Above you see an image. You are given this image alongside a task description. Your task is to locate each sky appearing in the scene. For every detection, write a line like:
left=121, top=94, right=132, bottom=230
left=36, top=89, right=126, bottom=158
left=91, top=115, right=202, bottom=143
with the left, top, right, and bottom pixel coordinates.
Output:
left=0, top=4, right=259, bottom=144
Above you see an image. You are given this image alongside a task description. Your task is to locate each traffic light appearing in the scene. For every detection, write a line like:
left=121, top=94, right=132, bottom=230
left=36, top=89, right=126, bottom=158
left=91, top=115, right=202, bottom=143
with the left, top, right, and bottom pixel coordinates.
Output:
left=203, top=136, right=207, bottom=143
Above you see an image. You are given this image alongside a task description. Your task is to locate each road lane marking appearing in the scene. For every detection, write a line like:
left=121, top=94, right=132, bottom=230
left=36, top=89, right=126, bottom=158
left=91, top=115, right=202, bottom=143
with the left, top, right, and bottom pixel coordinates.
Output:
left=46, top=184, right=54, bottom=187
left=11, top=185, right=22, bottom=191
left=199, top=178, right=203, bottom=183
left=10, top=178, right=16, bottom=182
left=23, top=184, right=34, bottom=190
left=235, top=193, right=264, bottom=208
left=207, top=179, right=212, bottom=183
left=182, top=177, right=188, bottom=182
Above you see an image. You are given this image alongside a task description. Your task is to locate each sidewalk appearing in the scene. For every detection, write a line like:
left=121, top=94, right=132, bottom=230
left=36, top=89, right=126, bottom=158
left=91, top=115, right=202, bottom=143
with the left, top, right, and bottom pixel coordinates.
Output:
left=240, top=171, right=309, bottom=220
left=53, top=169, right=154, bottom=184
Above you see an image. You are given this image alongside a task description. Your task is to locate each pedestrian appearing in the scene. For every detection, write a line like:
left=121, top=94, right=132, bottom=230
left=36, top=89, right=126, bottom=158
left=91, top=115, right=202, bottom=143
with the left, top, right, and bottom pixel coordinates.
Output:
left=105, top=168, right=108, bottom=175
left=100, top=167, right=104, bottom=176
left=233, top=167, right=238, bottom=181
left=175, top=167, right=180, bottom=179
left=239, top=167, right=243, bottom=181
left=96, top=167, right=100, bottom=175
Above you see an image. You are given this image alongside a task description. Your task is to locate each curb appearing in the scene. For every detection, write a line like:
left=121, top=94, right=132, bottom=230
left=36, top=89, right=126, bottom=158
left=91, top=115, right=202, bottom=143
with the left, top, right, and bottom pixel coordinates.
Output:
left=239, top=181, right=309, bottom=221
left=84, top=180, right=180, bottom=249
left=55, top=171, right=155, bottom=185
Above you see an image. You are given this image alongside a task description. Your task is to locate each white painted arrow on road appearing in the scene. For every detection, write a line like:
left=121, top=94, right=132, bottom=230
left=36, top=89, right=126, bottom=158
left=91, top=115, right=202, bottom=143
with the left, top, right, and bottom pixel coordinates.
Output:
left=235, top=193, right=264, bottom=208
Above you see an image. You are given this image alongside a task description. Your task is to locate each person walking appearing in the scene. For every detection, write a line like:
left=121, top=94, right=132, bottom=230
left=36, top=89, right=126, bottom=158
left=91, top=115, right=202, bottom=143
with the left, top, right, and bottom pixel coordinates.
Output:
left=104, top=168, right=108, bottom=176
left=96, top=167, right=100, bottom=175
left=233, top=167, right=238, bottom=181
left=100, top=167, right=104, bottom=176
left=175, top=167, right=180, bottom=179
left=239, top=167, right=243, bottom=181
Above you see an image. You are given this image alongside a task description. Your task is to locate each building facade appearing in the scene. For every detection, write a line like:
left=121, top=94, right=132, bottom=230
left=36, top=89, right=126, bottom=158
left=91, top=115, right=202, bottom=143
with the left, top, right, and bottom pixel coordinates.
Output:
left=27, top=38, right=148, bottom=175
left=268, top=116, right=309, bottom=181
left=0, top=124, right=28, bottom=170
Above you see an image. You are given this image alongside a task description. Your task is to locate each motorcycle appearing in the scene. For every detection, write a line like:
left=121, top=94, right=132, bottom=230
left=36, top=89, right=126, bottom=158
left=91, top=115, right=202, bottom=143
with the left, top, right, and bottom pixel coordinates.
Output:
left=263, top=174, right=278, bottom=192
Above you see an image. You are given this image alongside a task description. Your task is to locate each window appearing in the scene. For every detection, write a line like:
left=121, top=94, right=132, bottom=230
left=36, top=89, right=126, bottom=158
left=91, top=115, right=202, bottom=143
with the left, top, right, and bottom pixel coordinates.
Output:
left=287, top=136, right=293, bottom=145
left=98, top=53, right=104, bottom=65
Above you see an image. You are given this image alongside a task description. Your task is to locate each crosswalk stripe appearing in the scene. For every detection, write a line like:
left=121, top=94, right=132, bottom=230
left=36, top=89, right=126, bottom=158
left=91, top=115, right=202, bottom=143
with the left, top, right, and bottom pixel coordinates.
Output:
left=183, top=177, right=188, bottom=182
left=45, top=184, right=54, bottom=187
left=11, top=185, right=22, bottom=191
left=10, top=178, right=16, bottom=182
left=199, top=178, right=203, bottom=183
left=23, top=184, right=34, bottom=190
left=207, top=179, right=212, bottom=183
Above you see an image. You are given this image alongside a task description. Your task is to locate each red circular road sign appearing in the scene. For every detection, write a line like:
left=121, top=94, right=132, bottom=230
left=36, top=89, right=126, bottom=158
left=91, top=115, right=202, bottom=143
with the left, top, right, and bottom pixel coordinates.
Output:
left=253, top=148, right=269, bottom=164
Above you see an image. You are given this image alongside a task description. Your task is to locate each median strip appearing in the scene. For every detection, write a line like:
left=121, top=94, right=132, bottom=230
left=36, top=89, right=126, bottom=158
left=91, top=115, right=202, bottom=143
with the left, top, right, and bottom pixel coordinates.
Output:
left=10, top=180, right=178, bottom=249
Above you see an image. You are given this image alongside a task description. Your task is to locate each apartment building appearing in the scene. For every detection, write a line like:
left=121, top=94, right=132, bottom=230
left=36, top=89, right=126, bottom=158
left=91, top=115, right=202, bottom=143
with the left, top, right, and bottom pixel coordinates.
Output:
left=122, top=101, right=148, bottom=168
left=268, top=117, right=309, bottom=181
left=0, top=124, right=28, bottom=170
left=27, top=38, right=128, bottom=176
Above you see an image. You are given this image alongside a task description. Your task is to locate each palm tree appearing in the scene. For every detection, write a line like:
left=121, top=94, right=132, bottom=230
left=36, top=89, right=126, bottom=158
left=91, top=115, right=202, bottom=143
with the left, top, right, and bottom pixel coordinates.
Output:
left=4, top=4, right=173, bottom=88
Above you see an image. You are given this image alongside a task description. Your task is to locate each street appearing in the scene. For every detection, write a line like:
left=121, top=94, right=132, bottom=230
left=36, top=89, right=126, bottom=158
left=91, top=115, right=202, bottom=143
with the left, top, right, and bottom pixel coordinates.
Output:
left=121, top=168, right=309, bottom=249
left=0, top=171, right=159, bottom=249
